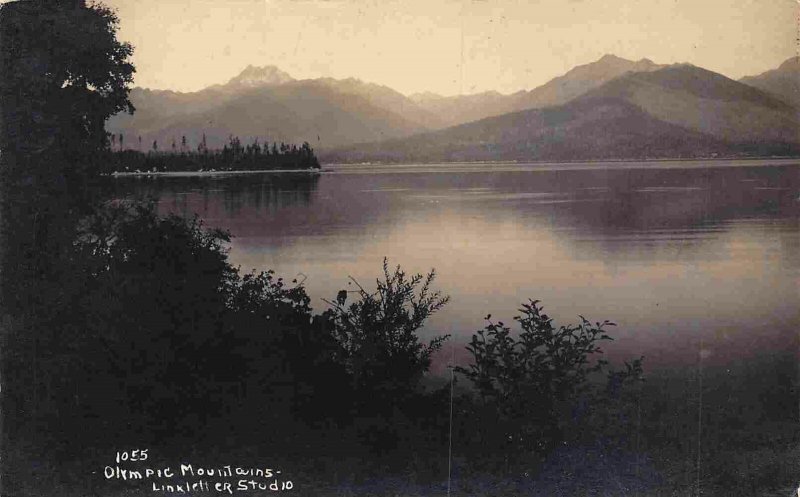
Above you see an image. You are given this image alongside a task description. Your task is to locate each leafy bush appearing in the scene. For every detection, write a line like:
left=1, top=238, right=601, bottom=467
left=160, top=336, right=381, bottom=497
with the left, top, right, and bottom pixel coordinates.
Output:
left=321, top=260, right=450, bottom=454
left=322, top=259, right=450, bottom=400
left=456, top=300, right=619, bottom=460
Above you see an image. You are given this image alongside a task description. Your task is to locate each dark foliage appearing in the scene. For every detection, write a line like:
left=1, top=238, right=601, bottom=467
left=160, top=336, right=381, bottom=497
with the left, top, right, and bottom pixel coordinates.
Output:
left=103, top=136, right=320, bottom=173
left=72, top=202, right=238, bottom=430
left=455, top=300, right=640, bottom=468
left=2, top=197, right=449, bottom=451
left=0, top=0, right=134, bottom=179
left=320, top=260, right=450, bottom=452
left=58, top=201, right=352, bottom=442
left=323, top=260, right=450, bottom=399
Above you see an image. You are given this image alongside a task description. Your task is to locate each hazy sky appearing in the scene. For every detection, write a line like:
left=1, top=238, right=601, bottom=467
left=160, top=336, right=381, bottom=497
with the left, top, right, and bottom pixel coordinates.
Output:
left=104, top=0, right=797, bottom=96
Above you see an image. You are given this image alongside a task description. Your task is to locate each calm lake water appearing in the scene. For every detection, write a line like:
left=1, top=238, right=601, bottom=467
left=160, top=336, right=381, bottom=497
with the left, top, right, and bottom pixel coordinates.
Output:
left=113, top=160, right=800, bottom=373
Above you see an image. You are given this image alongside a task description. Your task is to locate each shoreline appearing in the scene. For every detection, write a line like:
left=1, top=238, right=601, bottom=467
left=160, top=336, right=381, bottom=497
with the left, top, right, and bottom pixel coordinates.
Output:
left=108, top=168, right=321, bottom=178
left=105, top=156, right=800, bottom=178
left=323, top=156, right=800, bottom=167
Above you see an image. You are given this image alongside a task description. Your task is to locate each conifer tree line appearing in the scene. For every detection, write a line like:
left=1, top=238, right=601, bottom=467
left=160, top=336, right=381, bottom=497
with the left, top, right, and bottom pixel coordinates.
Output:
left=104, top=134, right=320, bottom=173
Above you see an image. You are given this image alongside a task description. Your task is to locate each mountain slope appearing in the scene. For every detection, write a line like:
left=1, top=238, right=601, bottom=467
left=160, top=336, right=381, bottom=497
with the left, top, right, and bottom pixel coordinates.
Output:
left=324, top=65, right=800, bottom=163
left=740, top=57, right=800, bottom=108
left=322, top=99, right=732, bottom=163
left=586, top=64, right=799, bottom=144
left=310, top=77, right=445, bottom=129
left=516, top=54, right=663, bottom=109
left=111, top=80, right=427, bottom=150
left=107, top=66, right=434, bottom=150
left=410, top=54, right=664, bottom=127
left=106, top=66, right=296, bottom=141
left=409, top=90, right=523, bottom=129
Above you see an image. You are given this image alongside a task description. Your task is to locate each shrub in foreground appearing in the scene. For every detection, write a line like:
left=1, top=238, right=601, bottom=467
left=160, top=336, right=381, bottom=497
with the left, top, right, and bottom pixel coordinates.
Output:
left=456, top=300, right=644, bottom=470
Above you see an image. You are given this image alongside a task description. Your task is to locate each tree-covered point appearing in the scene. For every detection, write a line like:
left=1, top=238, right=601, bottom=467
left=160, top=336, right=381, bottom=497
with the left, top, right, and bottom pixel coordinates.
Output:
left=103, top=135, right=320, bottom=173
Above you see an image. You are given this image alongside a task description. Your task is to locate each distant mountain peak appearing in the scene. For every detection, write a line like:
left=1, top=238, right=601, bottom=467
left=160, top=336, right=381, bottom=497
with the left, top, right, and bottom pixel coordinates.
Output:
left=592, top=54, right=662, bottom=70
left=553, top=54, right=663, bottom=84
left=226, top=65, right=294, bottom=88
left=554, top=54, right=660, bottom=79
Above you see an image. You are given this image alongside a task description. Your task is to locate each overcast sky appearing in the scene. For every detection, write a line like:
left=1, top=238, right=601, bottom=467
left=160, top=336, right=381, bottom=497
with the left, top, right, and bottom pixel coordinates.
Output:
left=104, top=0, right=798, bottom=96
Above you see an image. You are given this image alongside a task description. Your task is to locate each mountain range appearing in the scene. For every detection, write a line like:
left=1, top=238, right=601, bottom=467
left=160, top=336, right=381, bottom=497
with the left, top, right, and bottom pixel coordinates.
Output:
left=107, top=55, right=800, bottom=162
left=327, top=64, right=799, bottom=163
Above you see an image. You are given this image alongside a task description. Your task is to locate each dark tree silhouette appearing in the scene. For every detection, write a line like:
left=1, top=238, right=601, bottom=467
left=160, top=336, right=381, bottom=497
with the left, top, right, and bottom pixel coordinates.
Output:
left=1, top=4, right=137, bottom=495
left=106, top=135, right=320, bottom=172
left=0, top=0, right=135, bottom=178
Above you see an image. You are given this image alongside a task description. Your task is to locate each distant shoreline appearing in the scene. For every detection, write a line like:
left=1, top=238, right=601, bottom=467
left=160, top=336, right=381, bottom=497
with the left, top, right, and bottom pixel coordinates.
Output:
left=322, top=156, right=800, bottom=168
left=106, top=156, right=800, bottom=177
left=109, top=168, right=321, bottom=178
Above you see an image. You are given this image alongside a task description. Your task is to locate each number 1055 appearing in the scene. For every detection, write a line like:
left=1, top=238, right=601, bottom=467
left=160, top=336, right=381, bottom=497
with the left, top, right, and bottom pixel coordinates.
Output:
left=116, top=449, right=149, bottom=463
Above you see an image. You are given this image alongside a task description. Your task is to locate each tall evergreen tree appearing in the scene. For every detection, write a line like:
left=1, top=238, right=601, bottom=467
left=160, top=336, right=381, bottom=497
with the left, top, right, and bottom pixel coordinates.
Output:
left=0, top=0, right=135, bottom=177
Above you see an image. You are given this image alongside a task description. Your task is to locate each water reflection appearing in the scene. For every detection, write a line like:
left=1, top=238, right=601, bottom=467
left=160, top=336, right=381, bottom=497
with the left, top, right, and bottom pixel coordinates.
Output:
left=112, top=162, right=800, bottom=371
left=109, top=173, right=321, bottom=216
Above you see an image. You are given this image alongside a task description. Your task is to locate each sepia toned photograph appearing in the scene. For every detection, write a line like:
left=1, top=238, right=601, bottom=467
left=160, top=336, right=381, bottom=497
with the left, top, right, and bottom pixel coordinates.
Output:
left=1, top=1, right=798, bottom=495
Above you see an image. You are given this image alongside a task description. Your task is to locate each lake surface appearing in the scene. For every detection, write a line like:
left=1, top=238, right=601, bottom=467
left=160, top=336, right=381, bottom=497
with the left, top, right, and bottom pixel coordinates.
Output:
left=112, top=160, right=800, bottom=373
